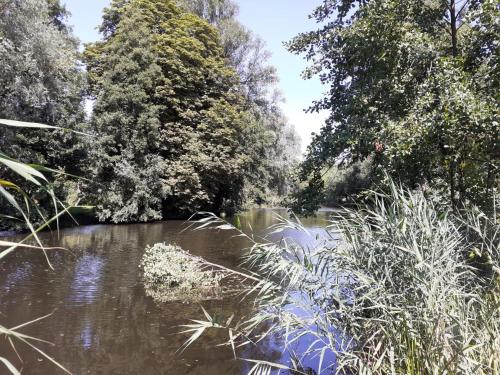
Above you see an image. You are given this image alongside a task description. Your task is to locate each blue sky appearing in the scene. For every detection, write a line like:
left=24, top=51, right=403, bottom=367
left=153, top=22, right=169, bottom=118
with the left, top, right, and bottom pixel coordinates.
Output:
left=63, top=0, right=327, bottom=153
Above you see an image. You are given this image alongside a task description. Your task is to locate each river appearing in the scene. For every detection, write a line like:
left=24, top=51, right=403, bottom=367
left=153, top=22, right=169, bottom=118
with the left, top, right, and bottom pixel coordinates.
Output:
left=0, top=208, right=334, bottom=374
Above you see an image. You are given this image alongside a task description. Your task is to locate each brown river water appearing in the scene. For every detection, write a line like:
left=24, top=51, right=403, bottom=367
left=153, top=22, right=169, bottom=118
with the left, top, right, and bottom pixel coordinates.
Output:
left=0, top=208, right=334, bottom=375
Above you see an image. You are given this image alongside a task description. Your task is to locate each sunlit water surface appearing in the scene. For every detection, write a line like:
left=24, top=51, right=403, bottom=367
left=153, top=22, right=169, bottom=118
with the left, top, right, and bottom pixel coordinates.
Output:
left=0, top=208, right=335, bottom=374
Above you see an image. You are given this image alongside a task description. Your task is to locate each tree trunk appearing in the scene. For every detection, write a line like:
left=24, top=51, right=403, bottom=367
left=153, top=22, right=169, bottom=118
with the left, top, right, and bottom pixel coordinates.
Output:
left=450, top=0, right=458, bottom=56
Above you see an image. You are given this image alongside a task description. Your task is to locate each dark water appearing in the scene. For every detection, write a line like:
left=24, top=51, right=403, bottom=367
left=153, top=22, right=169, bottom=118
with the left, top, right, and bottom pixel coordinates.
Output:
left=0, top=208, right=333, bottom=375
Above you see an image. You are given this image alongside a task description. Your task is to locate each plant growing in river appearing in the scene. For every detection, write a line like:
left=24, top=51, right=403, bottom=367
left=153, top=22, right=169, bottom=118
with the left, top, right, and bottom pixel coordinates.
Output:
left=183, top=183, right=499, bottom=374
left=141, top=242, right=251, bottom=302
left=0, top=119, right=82, bottom=374
left=141, top=243, right=224, bottom=302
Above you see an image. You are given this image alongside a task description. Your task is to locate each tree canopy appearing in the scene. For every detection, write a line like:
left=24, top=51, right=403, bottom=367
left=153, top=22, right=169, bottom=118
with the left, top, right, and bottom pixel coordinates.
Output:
left=179, top=0, right=301, bottom=203
left=288, top=0, right=499, bottom=213
left=84, top=0, right=261, bottom=222
left=0, top=0, right=85, bottom=167
left=0, top=0, right=86, bottom=228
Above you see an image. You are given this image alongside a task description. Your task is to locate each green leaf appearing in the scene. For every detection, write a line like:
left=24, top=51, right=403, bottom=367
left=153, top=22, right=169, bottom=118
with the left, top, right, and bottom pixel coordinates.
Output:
left=0, top=156, right=47, bottom=186
left=0, top=118, right=91, bottom=136
left=0, top=179, right=21, bottom=191
left=0, top=357, right=20, bottom=375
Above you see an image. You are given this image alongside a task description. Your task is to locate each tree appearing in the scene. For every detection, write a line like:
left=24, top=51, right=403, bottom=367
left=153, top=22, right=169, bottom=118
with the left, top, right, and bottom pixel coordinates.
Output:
left=179, top=0, right=301, bottom=204
left=288, top=0, right=498, bottom=212
left=177, top=0, right=238, bottom=25
left=0, top=0, right=86, bottom=228
left=84, top=0, right=253, bottom=223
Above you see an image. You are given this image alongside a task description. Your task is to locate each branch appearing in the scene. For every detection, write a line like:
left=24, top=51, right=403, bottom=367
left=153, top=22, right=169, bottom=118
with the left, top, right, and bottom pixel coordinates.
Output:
left=456, top=0, right=470, bottom=20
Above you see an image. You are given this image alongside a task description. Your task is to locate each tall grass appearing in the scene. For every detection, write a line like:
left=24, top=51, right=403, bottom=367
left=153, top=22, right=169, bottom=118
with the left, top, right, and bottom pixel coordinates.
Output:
left=184, top=182, right=499, bottom=374
left=0, top=119, right=81, bottom=374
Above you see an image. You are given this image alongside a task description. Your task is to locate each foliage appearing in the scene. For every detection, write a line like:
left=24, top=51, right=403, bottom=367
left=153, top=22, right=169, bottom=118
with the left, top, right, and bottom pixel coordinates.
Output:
left=385, top=58, right=498, bottom=208
left=84, top=0, right=255, bottom=222
left=0, top=0, right=87, bottom=229
left=289, top=157, right=375, bottom=214
left=0, top=120, right=80, bottom=375
left=1, top=0, right=300, bottom=226
left=323, top=156, right=374, bottom=206
left=0, top=0, right=84, bottom=125
left=241, top=106, right=301, bottom=205
left=178, top=0, right=302, bottom=205
left=183, top=183, right=499, bottom=374
left=177, top=0, right=278, bottom=104
left=141, top=243, right=225, bottom=302
left=177, top=0, right=238, bottom=26
left=286, top=169, right=326, bottom=215
left=288, top=0, right=499, bottom=212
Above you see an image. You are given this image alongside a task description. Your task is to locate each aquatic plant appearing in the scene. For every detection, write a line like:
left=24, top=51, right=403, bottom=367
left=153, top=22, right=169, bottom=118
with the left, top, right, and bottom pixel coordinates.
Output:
left=183, top=182, right=499, bottom=374
left=141, top=243, right=241, bottom=302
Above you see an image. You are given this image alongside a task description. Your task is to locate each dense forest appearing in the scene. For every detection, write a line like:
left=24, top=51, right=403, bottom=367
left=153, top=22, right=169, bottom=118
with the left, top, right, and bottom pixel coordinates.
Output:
left=0, top=0, right=498, bottom=374
left=0, top=0, right=300, bottom=226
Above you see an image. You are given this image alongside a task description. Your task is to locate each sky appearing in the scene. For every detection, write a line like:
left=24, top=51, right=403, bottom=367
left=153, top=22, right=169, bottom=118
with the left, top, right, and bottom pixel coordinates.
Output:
left=62, top=0, right=328, bottom=153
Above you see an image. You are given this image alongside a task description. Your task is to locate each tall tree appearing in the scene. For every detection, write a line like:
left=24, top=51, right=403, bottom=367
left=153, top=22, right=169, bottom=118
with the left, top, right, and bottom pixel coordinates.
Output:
left=0, top=0, right=85, bottom=164
left=288, top=0, right=498, bottom=212
left=0, top=0, right=86, bottom=228
left=84, top=0, right=253, bottom=222
left=179, top=0, right=302, bottom=203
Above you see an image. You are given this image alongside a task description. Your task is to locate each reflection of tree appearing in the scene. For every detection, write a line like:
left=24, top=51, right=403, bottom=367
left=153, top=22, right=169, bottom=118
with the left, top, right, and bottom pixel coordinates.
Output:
left=68, top=254, right=104, bottom=306
left=0, top=209, right=334, bottom=374
left=0, top=219, right=258, bottom=374
left=0, top=262, right=33, bottom=303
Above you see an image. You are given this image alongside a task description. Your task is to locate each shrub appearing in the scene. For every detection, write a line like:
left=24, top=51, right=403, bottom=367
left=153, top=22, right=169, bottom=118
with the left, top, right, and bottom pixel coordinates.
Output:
left=184, top=183, right=499, bottom=374
left=140, top=243, right=224, bottom=302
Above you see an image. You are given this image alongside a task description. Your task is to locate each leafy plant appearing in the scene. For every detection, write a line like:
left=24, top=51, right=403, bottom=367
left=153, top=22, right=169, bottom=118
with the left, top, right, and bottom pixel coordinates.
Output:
left=0, top=118, right=84, bottom=374
left=141, top=243, right=224, bottom=302
left=182, top=182, right=499, bottom=374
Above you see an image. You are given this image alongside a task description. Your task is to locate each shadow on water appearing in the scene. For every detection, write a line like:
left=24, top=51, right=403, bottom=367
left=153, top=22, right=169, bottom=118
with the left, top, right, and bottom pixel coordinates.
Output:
left=0, top=208, right=336, bottom=374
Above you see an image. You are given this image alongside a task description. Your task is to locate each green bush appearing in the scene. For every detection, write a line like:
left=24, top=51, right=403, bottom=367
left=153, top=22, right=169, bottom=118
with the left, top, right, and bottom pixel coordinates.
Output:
left=140, top=243, right=224, bottom=302
left=184, top=183, right=499, bottom=374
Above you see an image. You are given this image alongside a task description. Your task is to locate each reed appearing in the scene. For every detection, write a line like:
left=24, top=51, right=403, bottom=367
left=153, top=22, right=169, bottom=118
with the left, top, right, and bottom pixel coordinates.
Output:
left=0, top=119, right=82, bottom=374
left=184, top=182, right=499, bottom=374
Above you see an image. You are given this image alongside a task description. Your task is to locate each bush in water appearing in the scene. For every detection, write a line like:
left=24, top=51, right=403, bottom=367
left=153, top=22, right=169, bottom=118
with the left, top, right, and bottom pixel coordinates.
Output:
left=140, top=243, right=224, bottom=302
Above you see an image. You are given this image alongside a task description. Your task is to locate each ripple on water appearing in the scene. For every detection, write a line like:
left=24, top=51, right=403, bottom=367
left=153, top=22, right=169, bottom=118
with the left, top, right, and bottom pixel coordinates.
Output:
left=2, top=261, right=33, bottom=295
left=67, top=254, right=105, bottom=307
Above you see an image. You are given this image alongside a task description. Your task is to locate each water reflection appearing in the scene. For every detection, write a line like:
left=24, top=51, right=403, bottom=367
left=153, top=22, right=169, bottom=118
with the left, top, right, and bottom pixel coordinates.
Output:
left=2, top=261, right=32, bottom=295
left=68, top=254, right=105, bottom=306
left=0, top=208, right=335, bottom=374
left=80, top=320, right=96, bottom=350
